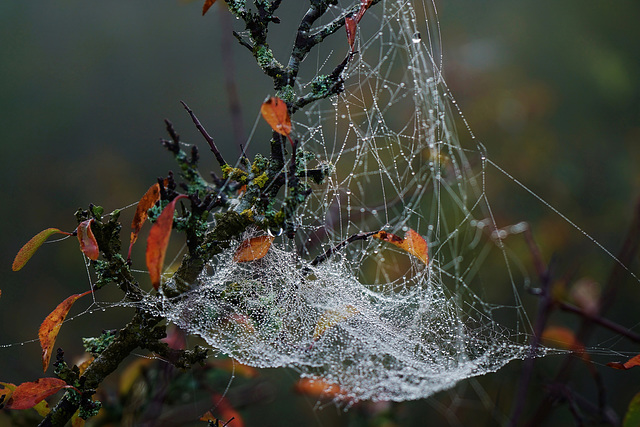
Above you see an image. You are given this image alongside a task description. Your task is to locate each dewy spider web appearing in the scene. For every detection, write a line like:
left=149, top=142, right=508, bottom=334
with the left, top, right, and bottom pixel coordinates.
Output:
left=147, top=0, right=539, bottom=403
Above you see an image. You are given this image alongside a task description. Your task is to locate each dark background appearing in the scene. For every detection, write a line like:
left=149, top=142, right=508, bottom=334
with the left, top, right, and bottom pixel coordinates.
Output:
left=1, top=1, right=638, bottom=425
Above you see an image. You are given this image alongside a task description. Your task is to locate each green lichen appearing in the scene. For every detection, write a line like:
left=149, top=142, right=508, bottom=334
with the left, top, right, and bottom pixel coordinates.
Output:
left=251, top=154, right=268, bottom=175
left=222, top=164, right=248, bottom=184
left=240, top=209, right=254, bottom=221
left=83, top=330, right=117, bottom=355
left=253, top=172, right=269, bottom=188
left=276, top=84, right=296, bottom=104
left=310, top=74, right=333, bottom=97
left=254, top=45, right=275, bottom=69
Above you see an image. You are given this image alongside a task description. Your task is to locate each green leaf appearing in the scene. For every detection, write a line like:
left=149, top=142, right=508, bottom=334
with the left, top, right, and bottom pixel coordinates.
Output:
left=624, top=392, right=640, bottom=427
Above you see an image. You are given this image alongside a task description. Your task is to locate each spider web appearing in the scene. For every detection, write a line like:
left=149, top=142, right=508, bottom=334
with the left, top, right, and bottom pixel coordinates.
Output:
left=144, top=0, right=542, bottom=403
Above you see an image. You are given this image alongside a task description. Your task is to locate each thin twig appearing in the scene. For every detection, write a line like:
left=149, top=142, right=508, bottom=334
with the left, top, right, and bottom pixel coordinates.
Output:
left=180, top=101, right=227, bottom=167
left=311, top=231, right=378, bottom=266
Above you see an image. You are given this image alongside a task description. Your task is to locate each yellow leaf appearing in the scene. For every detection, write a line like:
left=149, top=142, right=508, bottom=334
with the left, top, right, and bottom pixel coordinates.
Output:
left=313, top=305, right=358, bottom=340
left=373, top=228, right=429, bottom=265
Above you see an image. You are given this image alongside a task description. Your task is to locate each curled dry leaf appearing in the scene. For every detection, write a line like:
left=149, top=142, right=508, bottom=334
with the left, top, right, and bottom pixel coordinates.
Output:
left=128, top=182, right=162, bottom=261
left=202, top=0, right=216, bottom=15
left=4, top=378, right=73, bottom=410
left=146, top=195, right=188, bottom=290
left=12, top=228, right=71, bottom=271
left=40, top=290, right=93, bottom=372
left=233, top=235, right=275, bottom=262
left=260, top=97, right=291, bottom=137
left=373, top=229, right=429, bottom=265
left=345, top=16, right=357, bottom=49
left=77, top=219, right=99, bottom=261
left=313, top=305, right=359, bottom=341
left=607, top=354, right=640, bottom=370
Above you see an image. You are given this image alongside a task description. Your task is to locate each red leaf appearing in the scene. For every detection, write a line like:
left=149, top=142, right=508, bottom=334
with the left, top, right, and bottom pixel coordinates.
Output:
left=233, top=235, right=275, bottom=262
left=354, top=0, right=373, bottom=22
left=146, top=195, right=188, bottom=290
left=12, top=228, right=71, bottom=271
left=128, top=183, right=162, bottom=261
left=373, top=229, right=429, bottom=265
left=5, top=378, right=73, bottom=410
left=202, top=0, right=216, bottom=15
left=607, top=354, right=640, bottom=370
left=40, top=290, right=92, bottom=372
left=260, top=97, right=291, bottom=137
left=77, top=219, right=99, bottom=261
left=345, top=16, right=357, bottom=50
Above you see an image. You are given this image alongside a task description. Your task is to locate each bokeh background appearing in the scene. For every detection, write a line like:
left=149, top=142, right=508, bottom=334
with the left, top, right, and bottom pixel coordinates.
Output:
left=1, top=0, right=638, bottom=425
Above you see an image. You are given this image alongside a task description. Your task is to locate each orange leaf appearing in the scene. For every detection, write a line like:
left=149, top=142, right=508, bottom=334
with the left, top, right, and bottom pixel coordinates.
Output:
left=146, top=195, right=188, bottom=290
left=211, top=358, right=259, bottom=378
left=12, top=228, right=71, bottom=271
left=202, top=0, right=216, bottom=15
left=542, top=326, right=590, bottom=361
left=294, top=377, right=350, bottom=400
left=607, top=354, right=640, bottom=370
left=260, top=97, right=291, bottom=137
left=345, top=16, right=357, bottom=49
left=77, top=219, right=99, bottom=261
left=128, top=183, right=162, bottom=261
left=313, top=305, right=358, bottom=341
left=5, top=378, right=73, bottom=410
left=233, top=235, right=275, bottom=262
left=40, top=290, right=92, bottom=372
left=373, top=229, right=429, bottom=265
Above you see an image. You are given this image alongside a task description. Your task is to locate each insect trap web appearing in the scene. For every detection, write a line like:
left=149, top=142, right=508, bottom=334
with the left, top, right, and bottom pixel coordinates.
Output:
left=151, top=0, right=538, bottom=403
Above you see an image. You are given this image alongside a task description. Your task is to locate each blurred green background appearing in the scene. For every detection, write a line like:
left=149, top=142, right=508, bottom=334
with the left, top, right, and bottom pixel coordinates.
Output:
left=1, top=0, right=638, bottom=425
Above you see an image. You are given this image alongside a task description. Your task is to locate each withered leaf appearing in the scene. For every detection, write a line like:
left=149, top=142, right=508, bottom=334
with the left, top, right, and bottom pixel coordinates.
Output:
left=128, top=182, right=162, bottom=261
left=77, top=219, right=99, bottom=261
left=12, top=228, right=71, bottom=271
left=313, top=305, right=358, bottom=341
left=202, top=0, right=216, bottom=16
left=373, top=229, right=429, bottom=265
left=146, top=195, right=188, bottom=289
left=5, top=378, right=74, bottom=410
left=40, top=290, right=92, bottom=372
left=260, top=97, right=291, bottom=137
left=607, top=354, right=640, bottom=370
left=233, top=235, right=275, bottom=262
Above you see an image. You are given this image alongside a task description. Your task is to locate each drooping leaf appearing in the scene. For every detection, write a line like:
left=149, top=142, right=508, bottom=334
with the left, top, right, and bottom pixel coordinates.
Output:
left=12, top=228, right=71, bottom=271
left=4, top=378, right=73, bottom=410
left=128, top=183, right=162, bottom=261
left=373, top=229, right=429, bottom=265
left=260, top=97, right=291, bottom=137
left=77, top=219, right=100, bottom=261
left=623, top=392, right=640, bottom=427
left=233, top=235, right=275, bottom=262
left=345, top=16, right=357, bottom=49
left=313, top=305, right=359, bottom=341
left=146, top=195, right=188, bottom=290
left=39, top=290, right=93, bottom=372
left=607, top=354, right=640, bottom=370
left=202, top=0, right=216, bottom=15
left=294, top=377, right=350, bottom=400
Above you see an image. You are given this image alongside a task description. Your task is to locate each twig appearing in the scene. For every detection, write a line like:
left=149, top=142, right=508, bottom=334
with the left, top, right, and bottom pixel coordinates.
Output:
left=311, top=231, right=379, bottom=266
left=180, top=101, right=227, bottom=167
left=558, top=301, right=640, bottom=343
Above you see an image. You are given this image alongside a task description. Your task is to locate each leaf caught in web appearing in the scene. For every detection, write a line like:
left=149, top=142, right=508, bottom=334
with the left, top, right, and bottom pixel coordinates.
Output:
left=40, top=290, right=92, bottom=372
left=373, top=229, right=428, bottom=264
left=233, top=235, right=275, bottom=262
left=607, top=354, right=640, bottom=370
left=313, top=305, right=358, bottom=341
left=345, top=16, right=357, bottom=49
left=128, top=182, right=162, bottom=261
left=146, top=195, right=188, bottom=289
left=77, top=219, right=99, bottom=261
left=12, top=228, right=71, bottom=271
left=260, top=97, right=291, bottom=137
left=4, top=378, right=73, bottom=410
